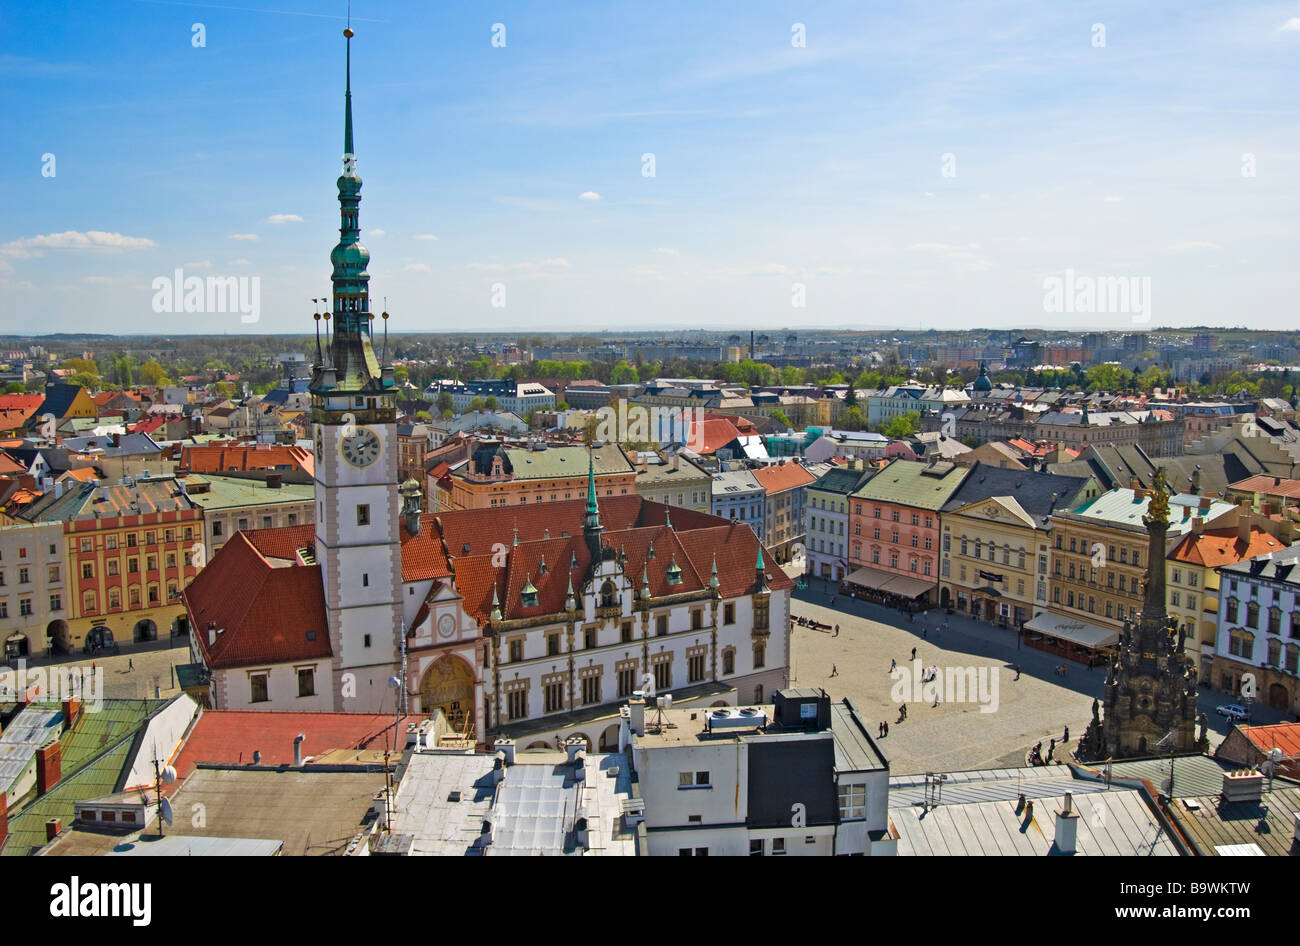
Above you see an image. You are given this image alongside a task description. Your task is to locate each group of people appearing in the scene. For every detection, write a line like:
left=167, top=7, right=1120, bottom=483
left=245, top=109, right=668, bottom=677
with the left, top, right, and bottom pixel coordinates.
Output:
left=876, top=720, right=890, bottom=737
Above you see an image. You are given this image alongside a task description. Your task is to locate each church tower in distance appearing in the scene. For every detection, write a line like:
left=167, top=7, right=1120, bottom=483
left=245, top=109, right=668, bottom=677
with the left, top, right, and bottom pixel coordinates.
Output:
left=309, top=25, right=403, bottom=713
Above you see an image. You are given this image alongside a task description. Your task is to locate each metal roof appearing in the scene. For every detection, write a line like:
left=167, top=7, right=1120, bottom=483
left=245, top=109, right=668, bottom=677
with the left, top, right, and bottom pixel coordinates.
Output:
left=107, top=835, right=283, bottom=856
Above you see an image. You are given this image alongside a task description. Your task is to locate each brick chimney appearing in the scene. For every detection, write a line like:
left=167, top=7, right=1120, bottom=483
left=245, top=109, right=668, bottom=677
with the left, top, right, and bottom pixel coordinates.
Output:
left=36, top=740, right=62, bottom=796
left=1238, top=512, right=1252, bottom=546
left=61, top=697, right=81, bottom=731
left=45, top=818, right=61, bottom=843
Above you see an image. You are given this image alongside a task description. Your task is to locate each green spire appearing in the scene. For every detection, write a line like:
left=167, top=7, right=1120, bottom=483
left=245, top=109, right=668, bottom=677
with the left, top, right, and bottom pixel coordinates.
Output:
left=343, top=29, right=354, bottom=158
left=583, top=445, right=603, bottom=539
left=757, top=544, right=765, bottom=572
left=708, top=554, right=719, bottom=590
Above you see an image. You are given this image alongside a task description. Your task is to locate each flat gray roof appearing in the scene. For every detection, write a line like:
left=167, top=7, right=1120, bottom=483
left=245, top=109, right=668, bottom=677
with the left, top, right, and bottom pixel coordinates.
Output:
left=107, top=835, right=283, bottom=856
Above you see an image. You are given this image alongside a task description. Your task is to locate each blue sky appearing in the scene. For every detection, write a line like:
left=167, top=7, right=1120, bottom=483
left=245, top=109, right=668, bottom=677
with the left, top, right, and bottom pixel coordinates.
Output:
left=3, top=0, right=1299, bottom=335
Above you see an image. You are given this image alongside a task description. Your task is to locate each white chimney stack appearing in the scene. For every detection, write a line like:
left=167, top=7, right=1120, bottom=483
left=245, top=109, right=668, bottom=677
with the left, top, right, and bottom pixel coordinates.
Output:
left=628, top=698, right=646, bottom=736
left=493, top=738, right=515, bottom=766
left=293, top=733, right=305, bottom=767
left=1055, top=792, right=1079, bottom=855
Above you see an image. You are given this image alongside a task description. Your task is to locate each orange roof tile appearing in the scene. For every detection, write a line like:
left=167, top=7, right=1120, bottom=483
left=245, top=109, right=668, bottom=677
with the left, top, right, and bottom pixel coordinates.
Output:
left=1168, top=526, right=1283, bottom=568
left=752, top=461, right=816, bottom=495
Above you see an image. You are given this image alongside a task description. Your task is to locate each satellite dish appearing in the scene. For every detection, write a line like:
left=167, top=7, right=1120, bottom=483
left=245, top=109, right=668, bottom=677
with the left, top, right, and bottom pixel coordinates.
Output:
left=161, top=765, right=177, bottom=784
left=159, top=797, right=174, bottom=826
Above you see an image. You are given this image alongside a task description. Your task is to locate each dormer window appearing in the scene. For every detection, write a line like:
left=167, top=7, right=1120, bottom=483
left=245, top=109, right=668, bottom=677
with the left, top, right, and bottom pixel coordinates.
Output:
left=521, top=576, right=539, bottom=609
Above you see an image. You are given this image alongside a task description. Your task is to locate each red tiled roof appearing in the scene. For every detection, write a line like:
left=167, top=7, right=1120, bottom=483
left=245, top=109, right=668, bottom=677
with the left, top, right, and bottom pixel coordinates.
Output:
left=128, top=415, right=168, bottom=435
left=0, top=393, right=44, bottom=413
left=169, top=710, right=427, bottom=786
left=193, top=494, right=791, bottom=663
left=180, top=444, right=313, bottom=477
left=1229, top=475, right=1300, bottom=500
left=688, top=417, right=745, bottom=455
left=183, top=531, right=330, bottom=670
left=1240, top=723, right=1300, bottom=779
left=752, top=461, right=816, bottom=495
left=1168, top=527, right=1283, bottom=568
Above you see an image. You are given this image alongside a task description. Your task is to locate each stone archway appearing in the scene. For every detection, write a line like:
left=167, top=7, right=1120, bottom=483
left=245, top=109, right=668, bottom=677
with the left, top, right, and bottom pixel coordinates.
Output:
left=599, top=724, right=621, bottom=751
left=1269, top=683, right=1289, bottom=711
left=134, top=619, right=158, bottom=643
left=46, top=620, right=70, bottom=655
left=419, top=654, right=476, bottom=734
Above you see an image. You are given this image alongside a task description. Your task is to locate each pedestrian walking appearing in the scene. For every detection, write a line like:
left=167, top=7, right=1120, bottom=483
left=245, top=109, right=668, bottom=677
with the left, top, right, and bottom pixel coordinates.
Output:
left=910, top=647, right=917, bottom=661
left=830, top=596, right=836, bottom=607
left=830, top=664, right=838, bottom=677
left=889, top=658, right=897, bottom=673
left=1063, top=725, right=1070, bottom=742
left=898, top=703, right=907, bottom=721
left=834, top=624, right=840, bottom=637
left=1014, top=664, right=1021, bottom=680
left=883, top=721, right=888, bottom=737
left=878, top=722, right=884, bottom=738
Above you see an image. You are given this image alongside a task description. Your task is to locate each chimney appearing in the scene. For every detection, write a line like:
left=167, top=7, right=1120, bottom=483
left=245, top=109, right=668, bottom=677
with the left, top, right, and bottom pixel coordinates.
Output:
left=628, top=698, right=647, bottom=736
left=36, top=740, right=62, bottom=796
left=493, top=738, right=516, bottom=766
left=673, top=453, right=680, bottom=471
left=1199, top=495, right=1211, bottom=512
left=1191, top=516, right=1204, bottom=535
left=565, top=737, right=585, bottom=764
left=45, top=818, right=61, bottom=843
left=1055, top=792, right=1079, bottom=854
left=492, top=751, right=507, bottom=784
left=293, top=733, right=306, bottom=767
left=1238, top=513, right=1251, bottom=546
left=208, top=622, right=216, bottom=646
left=61, top=697, right=82, bottom=731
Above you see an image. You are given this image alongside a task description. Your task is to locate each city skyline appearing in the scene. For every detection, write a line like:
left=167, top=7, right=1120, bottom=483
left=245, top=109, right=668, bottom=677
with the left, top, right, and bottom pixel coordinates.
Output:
left=5, top=1, right=1300, bottom=334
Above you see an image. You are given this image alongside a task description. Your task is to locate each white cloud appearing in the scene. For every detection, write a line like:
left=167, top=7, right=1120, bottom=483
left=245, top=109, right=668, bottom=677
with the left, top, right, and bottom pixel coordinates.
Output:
left=466, top=262, right=506, bottom=272
left=1279, top=17, right=1300, bottom=31
left=413, top=233, right=438, bottom=241
left=404, top=263, right=432, bottom=273
left=653, top=247, right=680, bottom=256
left=181, top=260, right=213, bottom=269
left=369, top=229, right=385, bottom=237
left=578, top=191, right=601, bottom=201
left=265, top=213, right=302, bottom=224
left=0, top=229, right=156, bottom=258
left=228, top=233, right=259, bottom=241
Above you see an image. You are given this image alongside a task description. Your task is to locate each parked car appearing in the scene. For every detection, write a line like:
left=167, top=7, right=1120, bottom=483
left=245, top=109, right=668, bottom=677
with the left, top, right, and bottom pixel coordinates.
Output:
left=1216, top=703, right=1251, bottom=722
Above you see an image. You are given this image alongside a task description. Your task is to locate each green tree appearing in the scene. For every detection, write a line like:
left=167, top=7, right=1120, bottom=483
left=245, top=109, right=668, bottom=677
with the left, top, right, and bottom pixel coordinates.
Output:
left=4, top=381, right=25, bottom=394
left=469, top=397, right=486, bottom=412
left=435, top=392, right=453, bottom=414
left=770, top=409, right=792, bottom=428
left=137, top=359, right=167, bottom=386
left=610, top=360, right=639, bottom=385
left=878, top=411, right=921, bottom=439
left=838, top=405, right=867, bottom=431
left=484, top=395, right=500, bottom=410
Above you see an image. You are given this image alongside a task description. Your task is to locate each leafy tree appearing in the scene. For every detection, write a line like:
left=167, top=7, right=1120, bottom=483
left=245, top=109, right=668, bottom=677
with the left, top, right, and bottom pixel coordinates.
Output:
left=137, top=359, right=168, bottom=386
left=838, top=405, right=867, bottom=431
left=878, top=411, right=921, bottom=439
left=468, top=397, right=486, bottom=412
left=61, top=357, right=99, bottom=378
left=4, top=381, right=24, bottom=394
left=610, top=360, right=639, bottom=385
left=435, top=392, right=453, bottom=414
left=770, top=409, right=792, bottom=428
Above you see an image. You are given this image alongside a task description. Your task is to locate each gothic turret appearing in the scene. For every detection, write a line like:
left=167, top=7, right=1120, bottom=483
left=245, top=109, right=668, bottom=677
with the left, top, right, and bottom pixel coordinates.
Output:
left=583, top=446, right=604, bottom=560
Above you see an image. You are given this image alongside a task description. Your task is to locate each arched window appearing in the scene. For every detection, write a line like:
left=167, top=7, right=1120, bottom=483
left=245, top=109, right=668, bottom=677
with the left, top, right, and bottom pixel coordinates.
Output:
left=722, top=647, right=735, bottom=675
left=1225, top=598, right=1238, bottom=623
left=1246, top=602, right=1259, bottom=628
left=753, top=643, right=766, bottom=669
left=600, top=580, right=616, bottom=608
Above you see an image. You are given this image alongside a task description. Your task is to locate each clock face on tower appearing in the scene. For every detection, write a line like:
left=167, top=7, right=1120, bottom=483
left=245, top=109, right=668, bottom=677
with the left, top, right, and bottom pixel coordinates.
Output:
left=340, top=426, right=382, bottom=468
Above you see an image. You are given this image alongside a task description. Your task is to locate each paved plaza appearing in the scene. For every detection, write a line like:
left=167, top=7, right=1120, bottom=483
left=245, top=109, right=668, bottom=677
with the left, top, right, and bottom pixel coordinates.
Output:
left=787, top=579, right=1274, bottom=776
left=5, top=637, right=192, bottom=702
